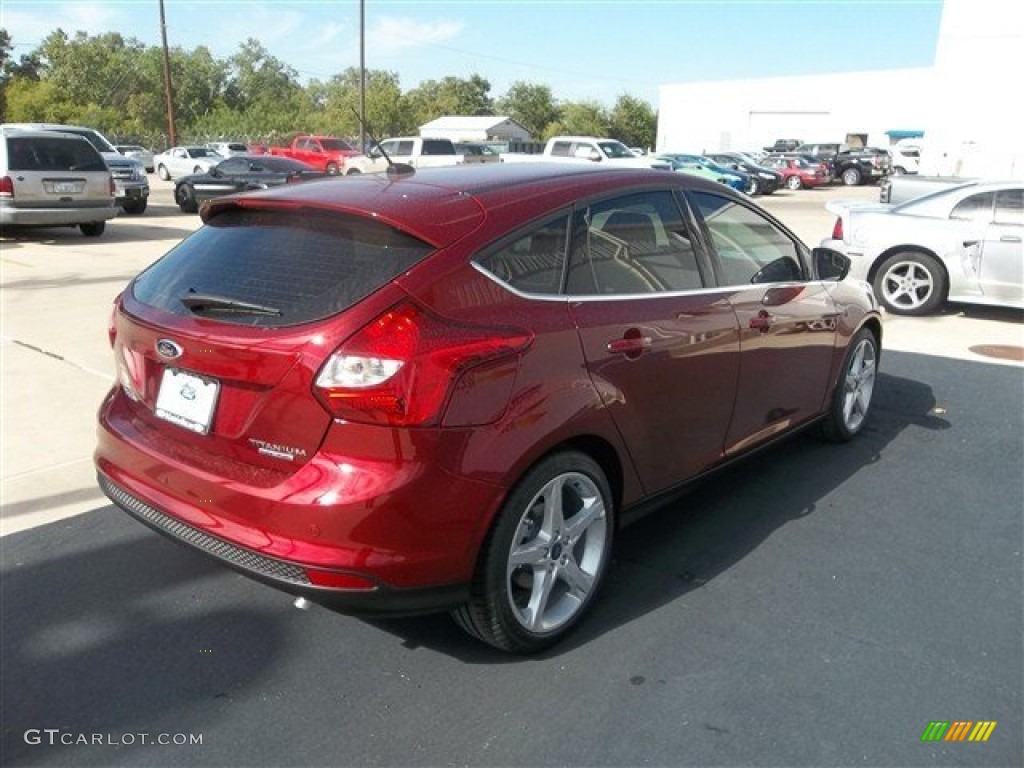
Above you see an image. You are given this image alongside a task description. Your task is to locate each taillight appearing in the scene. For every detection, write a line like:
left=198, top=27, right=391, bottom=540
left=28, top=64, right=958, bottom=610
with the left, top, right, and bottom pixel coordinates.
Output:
left=109, top=174, right=116, bottom=197
left=831, top=217, right=844, bottom=241
left=314, top=300, right=532, bottom=426
left=0, top=176, right=14, bottom=197
left=107, top=300, right=119, bottom=347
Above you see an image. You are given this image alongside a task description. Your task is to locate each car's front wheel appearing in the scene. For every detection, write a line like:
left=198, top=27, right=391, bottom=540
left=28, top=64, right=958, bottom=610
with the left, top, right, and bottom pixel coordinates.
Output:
left=157, top=164, right=170, bottom=181
left=326, top=162, right=339, bottom=175
left=872, top=251, right=946, bottom=315
left=452, top=451, right=614, bottom=654
left=820, top=328, right=878, bottom=442
left=745, top=177, right=760, bottom=195
left=175, top=183, right=198, bottom=213
left=786, top=175, right=802, bottom=190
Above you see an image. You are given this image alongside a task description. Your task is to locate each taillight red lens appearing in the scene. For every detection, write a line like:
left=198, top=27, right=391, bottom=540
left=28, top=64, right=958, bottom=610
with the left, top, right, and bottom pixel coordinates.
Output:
left=0, top=176, right=14, bottom=197
left=315, top=300, right=532, bottom=426
left=831, top=217, right=844, bottom=241
left=107, top=301, right=118, bottom=347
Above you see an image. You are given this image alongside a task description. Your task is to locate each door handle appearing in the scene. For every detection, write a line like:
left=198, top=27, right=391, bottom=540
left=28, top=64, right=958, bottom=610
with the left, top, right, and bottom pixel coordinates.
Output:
left=607, top=330, right=652, bottom=358
left=999, top=235, right=1022, bottom=243
left=749, top=310, right=773, bottom=333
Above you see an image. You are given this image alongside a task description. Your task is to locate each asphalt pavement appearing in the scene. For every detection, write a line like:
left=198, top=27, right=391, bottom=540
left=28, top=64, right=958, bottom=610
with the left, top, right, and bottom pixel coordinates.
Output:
left=1, top=178, right=1022, bottom=766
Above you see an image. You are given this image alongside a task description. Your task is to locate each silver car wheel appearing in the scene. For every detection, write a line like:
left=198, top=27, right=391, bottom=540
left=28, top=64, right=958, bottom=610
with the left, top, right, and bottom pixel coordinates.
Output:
left=505, top=472, right=608, bottom=634
left=880, top=259, right=934, bottom=311
left=840, top=337, right=877, bottom=432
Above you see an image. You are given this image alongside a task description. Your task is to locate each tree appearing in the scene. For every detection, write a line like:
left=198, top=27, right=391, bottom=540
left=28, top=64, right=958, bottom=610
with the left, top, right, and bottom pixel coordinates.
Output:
left=608, top=93, right=656, bottom=149
left=545, top=100, right=609, bottom=140
left=403, top=74, right=494, bottom=128
left=497, top=81, right=558, bottom=139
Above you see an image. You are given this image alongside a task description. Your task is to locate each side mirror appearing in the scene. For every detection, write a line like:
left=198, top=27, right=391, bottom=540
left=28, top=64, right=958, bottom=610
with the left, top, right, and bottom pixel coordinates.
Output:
left=812, top=247, right=850, bottom=281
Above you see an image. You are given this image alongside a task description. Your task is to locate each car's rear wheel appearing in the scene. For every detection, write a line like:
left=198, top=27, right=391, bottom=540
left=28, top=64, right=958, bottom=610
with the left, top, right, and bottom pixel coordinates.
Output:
left=452, top=451, right=614, bottom=653
left=79, top=221, right=105, bottom=237
left=121, top=198, right=147, bottom=215
left=786, top=175, right=802, bottom=190
left=157, top=164, right=170, bottom=181
left=175, top=183, right=198, bottom=213
left=326, top=162, right=339, bottom=175
left=873, top=251, right=946, bottom=315
left=745, top=177, right=760, bottom=195
left=842, top=167, right=862, bottom=186
left=820, top=328, right=878, bottom=442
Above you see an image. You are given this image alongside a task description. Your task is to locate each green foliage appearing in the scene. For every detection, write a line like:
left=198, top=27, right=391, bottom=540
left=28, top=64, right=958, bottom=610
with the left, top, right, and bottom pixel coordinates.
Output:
left=0, top=28, right=657, bottom=146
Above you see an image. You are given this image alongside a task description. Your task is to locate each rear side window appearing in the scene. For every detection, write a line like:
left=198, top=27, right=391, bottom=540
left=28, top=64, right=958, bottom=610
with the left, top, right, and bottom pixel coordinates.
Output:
left=476, top=215, right=570, bottom=295
left=5, top=136, right=106, bottom=172
left=131, top=209, right=434, bottom=327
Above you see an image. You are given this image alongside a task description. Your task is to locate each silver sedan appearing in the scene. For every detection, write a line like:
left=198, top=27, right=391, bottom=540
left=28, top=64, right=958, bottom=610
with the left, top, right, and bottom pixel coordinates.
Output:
left=821, top=181, right=1023, bottom=314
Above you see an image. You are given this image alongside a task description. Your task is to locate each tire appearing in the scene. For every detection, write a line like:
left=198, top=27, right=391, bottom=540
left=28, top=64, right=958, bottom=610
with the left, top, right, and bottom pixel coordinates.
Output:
left=820, top=328, right=878, bottom=442
left=872, top=251, right=946, bottom=315
left=452, top=451, right=614, bottom=654
left=326, top=162, right=339, bottom=175
left=842, top=167, right=862, bottom=186
left=745, top=177, right=760, bottom=195
left=157, top=164, right=170, bottom=181
left=892, top=166, right=906, bottom=176
left=175, top=183, right=198, bottom=214
left=786, top=175, right=802, bottom=191
left=346, top=168, right=362, bottom=176
left=193, top=165, right=203, bottom=174
left=121, top=198, right=147, bottom=215
left=80, top=221, right=105, bottom=237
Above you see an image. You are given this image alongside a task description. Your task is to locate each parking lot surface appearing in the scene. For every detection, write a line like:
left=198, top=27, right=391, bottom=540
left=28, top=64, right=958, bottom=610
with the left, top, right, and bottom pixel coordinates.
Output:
left=2, top=177, right=1022, bottom=766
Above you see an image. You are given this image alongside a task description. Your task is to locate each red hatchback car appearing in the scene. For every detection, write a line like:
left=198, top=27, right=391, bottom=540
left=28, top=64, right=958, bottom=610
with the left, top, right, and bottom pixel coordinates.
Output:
left=96, top=163, right=881, bottom=653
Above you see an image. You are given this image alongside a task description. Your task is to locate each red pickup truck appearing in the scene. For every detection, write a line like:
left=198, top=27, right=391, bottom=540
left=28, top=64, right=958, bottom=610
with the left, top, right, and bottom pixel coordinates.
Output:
left=268, top=135, right=360, bottom=174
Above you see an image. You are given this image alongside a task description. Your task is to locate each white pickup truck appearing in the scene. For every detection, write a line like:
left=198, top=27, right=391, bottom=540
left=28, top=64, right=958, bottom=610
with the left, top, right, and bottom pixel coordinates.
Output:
left=502, top=136, right=669, bottom=169
left=344, top=137, right=498, bottom=175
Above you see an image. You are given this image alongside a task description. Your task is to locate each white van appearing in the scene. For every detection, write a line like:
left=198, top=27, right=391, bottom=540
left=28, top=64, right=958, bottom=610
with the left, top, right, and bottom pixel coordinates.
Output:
left=888, top=139, right=922, bottom=175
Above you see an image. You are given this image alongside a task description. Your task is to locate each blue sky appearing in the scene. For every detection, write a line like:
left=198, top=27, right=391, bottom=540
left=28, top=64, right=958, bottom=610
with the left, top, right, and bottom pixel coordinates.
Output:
left=2, top=1, right=944, bottom=106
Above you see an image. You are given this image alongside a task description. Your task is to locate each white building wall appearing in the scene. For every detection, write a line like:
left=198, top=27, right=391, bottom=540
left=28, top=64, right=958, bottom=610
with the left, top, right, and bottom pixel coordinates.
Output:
left=657, top=69, right=931, bottom=154
left=657, top=0, right=1023, bottom=172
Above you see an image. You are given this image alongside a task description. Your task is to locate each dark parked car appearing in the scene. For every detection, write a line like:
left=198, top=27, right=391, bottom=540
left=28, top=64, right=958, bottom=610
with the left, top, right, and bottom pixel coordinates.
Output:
left=834, top=147, right=891, bottom=186
left=705, top=152, right=783, bottom=195
left=173, top=155, right=328, bottom=212
left=97, top=164, right=882, bottom=653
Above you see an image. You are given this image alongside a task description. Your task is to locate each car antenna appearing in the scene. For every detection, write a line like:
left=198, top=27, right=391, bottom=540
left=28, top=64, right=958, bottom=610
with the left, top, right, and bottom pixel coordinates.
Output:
left=350, top=108, right=414, bottom=177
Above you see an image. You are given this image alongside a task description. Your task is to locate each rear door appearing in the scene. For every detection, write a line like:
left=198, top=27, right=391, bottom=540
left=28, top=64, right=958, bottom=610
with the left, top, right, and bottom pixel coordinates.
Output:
left=688, top=190, right=839, bottom=455
left=115, top=207, right=436, bottom=472
left=567, top=189, right=741, bottom=495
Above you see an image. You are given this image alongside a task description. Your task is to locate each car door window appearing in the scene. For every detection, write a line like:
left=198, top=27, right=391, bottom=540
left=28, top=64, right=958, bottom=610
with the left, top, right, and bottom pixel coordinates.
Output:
left=475, top=215, right=570, bottom=295
left=951, top=192, right=995, bottom=222
left=994, top=190, right=1023, bottom=225
left=689, top=191, right=804, bottom=285
left=566, top=191, right=705, bottom=295
left=218, top=158, right=246, bottom=174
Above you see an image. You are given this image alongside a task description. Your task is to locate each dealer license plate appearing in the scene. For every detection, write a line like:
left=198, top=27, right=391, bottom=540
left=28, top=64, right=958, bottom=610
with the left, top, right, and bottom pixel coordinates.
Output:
left=46, top=181, right=85, bottom=194
left=155, top=368, right=220, bottom=434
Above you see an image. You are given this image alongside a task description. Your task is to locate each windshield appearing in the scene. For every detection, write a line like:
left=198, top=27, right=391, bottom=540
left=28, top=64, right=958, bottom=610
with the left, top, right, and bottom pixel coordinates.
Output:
left=58, top=127, right=116, bottom=154
left=598, top=141, right=635, bottom=159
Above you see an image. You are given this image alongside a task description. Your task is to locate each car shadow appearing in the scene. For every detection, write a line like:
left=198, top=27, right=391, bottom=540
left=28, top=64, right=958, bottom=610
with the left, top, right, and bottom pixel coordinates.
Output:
left=362, top=366, right=950, bottom=660
left=1, top=518, right=290, bottom=764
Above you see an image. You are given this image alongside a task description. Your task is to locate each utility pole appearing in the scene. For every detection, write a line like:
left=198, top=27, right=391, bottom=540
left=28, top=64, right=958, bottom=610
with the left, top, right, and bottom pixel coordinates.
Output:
left=359, top=0, right=366, bottom=152
left=159, top=0, right=177, bottom=146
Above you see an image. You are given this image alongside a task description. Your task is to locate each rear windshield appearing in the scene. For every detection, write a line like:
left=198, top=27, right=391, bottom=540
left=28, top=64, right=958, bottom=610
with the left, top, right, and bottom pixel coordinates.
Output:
left=5, top=136, right=107, bottom=172
left=131, top=208, right=434, bottom=327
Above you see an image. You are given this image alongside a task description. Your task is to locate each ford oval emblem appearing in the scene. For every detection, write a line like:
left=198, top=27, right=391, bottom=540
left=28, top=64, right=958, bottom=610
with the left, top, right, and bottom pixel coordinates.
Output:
left=156, top=339, right=183, bottom=360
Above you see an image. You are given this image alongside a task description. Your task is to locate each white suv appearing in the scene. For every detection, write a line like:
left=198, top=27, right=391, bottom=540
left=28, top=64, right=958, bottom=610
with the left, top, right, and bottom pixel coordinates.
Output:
left=1, top=127, right=118, bottom=237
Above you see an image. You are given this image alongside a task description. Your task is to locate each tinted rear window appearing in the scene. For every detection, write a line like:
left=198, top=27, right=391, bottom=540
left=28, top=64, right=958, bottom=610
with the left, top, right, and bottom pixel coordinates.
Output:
left=131, top=208, right=434, bottom=327
left=6, top=136, right=106, bottom=172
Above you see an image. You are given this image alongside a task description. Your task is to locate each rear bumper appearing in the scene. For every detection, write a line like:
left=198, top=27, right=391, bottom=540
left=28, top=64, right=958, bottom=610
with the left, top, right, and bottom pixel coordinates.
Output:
left=95, top=389, right=506, bottom=610
left=0, top=204, right=118, bottom=227
left=98, top=473, right=469, bottom=615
